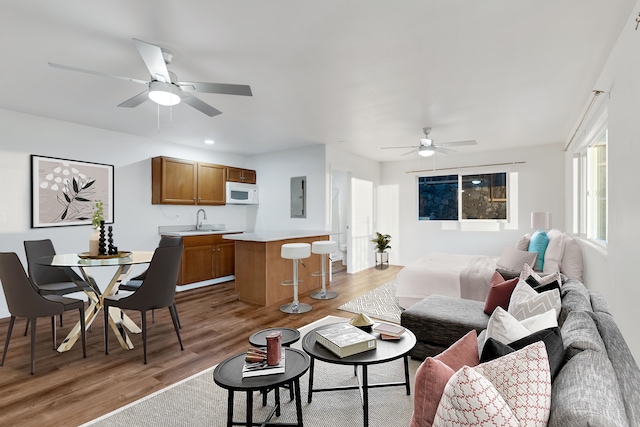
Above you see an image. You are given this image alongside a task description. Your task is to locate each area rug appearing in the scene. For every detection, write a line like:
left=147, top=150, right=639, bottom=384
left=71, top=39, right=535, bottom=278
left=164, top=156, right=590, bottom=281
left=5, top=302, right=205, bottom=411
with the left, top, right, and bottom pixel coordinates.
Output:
left=82, top=315, right=418, bottom=427
left=338, top=280, right=404, bottom=324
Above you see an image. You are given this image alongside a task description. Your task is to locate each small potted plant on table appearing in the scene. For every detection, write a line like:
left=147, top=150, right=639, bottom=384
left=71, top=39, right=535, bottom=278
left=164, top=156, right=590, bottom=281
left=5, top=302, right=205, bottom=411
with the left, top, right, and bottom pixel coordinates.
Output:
left=371, top=232, right=391, bottom=269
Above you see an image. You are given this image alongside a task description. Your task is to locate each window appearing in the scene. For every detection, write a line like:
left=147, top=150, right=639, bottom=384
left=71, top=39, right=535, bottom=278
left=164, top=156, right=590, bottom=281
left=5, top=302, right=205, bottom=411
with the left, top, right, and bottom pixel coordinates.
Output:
left=418, top=172, right=507, bottom=221
left=573, top=125, right=607, bottom=245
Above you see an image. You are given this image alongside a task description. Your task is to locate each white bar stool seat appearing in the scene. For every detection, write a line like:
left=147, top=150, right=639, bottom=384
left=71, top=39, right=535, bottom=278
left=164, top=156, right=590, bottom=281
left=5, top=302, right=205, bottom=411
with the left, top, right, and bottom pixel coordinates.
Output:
left=280, top=243, right=312, bottom=314
left=310, top=240, right=338, bottom=300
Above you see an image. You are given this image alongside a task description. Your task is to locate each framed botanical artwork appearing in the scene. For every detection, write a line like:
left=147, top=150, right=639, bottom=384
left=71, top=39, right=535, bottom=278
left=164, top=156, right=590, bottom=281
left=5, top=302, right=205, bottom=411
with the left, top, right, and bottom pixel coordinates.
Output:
left=31, top=155, right=114, bottom=228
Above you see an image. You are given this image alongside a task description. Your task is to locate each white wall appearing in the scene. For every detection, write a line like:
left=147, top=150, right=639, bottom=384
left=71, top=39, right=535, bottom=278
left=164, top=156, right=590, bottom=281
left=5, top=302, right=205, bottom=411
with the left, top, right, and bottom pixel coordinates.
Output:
left=381, top=144, right=565, bottom=266
left=0, top=109, right=253, bottom=318
left=564, top=1, right=640, bottom=362
left=246, top=144, right=327, bottom=232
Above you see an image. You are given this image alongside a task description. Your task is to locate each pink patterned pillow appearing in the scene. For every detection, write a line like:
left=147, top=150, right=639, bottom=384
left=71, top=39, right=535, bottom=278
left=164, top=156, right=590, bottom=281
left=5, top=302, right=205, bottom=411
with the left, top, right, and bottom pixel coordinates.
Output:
left=433, top=366, right=519, bottom=426
left=474, top=342, right=551, bottom=427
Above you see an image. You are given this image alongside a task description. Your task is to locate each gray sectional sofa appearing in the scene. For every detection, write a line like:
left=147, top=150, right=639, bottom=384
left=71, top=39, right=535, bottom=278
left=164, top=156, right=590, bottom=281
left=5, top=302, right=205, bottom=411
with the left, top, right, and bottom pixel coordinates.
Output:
left=401, top=279, right=640, bottom=426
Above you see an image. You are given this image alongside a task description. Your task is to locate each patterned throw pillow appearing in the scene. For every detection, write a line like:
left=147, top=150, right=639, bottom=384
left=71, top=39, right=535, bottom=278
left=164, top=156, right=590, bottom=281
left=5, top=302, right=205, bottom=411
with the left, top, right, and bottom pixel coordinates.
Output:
left=474, top=342, right=552, bottom=427
left=433, top=366, right=519, bottom=427
left=519, top=264, right=562, bottom=287
left=508, top=279, right=560, bottom=321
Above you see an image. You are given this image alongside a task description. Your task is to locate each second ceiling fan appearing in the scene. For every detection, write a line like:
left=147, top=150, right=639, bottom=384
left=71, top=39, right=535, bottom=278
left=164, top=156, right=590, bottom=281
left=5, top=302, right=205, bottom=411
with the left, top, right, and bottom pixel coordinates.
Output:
left=382, top=127, right=477, bottom=157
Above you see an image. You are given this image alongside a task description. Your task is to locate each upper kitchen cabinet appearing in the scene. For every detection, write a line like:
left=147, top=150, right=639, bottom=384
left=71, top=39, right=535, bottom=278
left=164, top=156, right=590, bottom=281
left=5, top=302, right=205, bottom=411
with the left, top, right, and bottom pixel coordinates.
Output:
left=152, top=156, right=226, bottom=205
left=226, top=167, right=256, bottom=184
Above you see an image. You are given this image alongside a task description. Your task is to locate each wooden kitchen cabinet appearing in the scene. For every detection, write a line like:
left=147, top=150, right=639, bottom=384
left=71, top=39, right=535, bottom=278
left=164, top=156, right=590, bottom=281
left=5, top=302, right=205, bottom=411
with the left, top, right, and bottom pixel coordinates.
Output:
left=152, top=156, right=226, bottom=205
left=226, top=167, right=256, bottom=184
left=177, top=234, right=237, bottom=286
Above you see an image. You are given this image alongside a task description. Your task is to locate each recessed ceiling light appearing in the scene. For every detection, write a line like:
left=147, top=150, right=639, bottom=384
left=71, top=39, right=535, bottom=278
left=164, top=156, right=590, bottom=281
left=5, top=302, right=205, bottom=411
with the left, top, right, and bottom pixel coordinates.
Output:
left=204, top=139, right=215, bottom=145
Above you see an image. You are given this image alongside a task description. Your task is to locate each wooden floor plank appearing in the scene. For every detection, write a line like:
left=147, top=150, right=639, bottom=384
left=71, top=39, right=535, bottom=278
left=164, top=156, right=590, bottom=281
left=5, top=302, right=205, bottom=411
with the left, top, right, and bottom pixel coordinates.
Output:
left=0, top=264, right=401, bottom=427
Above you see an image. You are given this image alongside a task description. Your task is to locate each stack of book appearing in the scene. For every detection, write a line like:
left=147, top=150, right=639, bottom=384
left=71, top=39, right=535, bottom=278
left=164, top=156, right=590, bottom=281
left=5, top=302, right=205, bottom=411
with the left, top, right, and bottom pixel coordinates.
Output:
left=315, top=323, right=377, bottom=358
left=242, top=348, right=286, bottom=378
left=372, top=322, right=406, bottom=340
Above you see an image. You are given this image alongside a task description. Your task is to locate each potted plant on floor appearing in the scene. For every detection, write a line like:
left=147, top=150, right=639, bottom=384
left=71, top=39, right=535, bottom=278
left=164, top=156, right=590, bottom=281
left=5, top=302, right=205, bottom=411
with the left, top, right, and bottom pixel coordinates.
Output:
left=371, top=232, right=391, bottom=269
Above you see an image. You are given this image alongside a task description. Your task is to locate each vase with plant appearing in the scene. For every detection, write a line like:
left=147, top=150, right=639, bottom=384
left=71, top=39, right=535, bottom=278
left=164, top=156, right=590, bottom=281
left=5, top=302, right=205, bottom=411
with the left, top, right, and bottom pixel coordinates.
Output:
left=89, top=200, right=104, bottom=255
left=371, top=232, right=391, bottom=268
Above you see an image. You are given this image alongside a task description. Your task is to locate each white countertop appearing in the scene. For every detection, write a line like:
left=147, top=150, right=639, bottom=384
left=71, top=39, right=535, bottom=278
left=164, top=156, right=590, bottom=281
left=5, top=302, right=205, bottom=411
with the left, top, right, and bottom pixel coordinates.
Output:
left=222, top=230, right=335, bottom=242
left=160, top=229, right=244, bottom=237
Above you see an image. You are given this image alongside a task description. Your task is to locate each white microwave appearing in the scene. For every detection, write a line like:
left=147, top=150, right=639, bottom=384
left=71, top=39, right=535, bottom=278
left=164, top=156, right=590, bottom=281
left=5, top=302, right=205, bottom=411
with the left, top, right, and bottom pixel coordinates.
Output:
left=226, top=182, right=259, bottom=205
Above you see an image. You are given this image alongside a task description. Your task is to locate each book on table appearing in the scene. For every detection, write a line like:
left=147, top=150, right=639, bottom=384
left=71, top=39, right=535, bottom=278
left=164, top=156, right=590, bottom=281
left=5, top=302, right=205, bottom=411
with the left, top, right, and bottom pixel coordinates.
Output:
left=242, top=348, right=286, bottom=378
left=372, top=322, right=406, bottom=338
left=315, top=323, right=377, bottom=358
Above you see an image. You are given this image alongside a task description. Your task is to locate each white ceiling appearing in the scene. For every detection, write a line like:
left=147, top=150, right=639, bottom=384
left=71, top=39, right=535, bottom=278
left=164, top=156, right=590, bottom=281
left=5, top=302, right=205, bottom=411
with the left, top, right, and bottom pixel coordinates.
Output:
left=0, top=1, right=635, bottom=162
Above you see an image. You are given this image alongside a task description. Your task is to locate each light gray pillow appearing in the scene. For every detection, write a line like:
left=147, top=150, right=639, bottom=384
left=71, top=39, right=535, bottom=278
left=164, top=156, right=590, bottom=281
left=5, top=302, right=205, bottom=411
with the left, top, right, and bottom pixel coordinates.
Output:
left=496, top=246, right=537, bottom=272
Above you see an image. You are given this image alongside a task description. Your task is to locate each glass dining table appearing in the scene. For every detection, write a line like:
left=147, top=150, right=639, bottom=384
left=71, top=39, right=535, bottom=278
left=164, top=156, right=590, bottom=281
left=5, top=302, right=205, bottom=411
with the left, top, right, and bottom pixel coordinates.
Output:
left=37, top=251, right=154, bottom=353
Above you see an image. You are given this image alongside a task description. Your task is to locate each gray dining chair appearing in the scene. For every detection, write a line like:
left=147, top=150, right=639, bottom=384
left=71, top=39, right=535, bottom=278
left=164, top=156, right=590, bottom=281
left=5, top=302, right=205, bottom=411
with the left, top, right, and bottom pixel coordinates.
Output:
left=118, top=235, right=182, bottom=327
left=0, top=252, right=86, bottom=374
left=103, top=244, right=184, bottom=364
left=23, top=239, right=91, bottom=331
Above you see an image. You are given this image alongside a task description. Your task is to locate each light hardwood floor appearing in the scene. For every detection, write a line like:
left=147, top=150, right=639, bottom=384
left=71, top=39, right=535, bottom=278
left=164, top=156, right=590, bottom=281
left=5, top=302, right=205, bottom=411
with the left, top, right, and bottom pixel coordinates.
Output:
left=0, top=263, right=401, bottom=427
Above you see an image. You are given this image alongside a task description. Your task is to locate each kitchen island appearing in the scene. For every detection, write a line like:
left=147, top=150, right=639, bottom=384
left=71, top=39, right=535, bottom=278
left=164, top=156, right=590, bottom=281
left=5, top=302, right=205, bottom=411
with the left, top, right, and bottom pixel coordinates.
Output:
left=223, top=230, right=331, bottom=306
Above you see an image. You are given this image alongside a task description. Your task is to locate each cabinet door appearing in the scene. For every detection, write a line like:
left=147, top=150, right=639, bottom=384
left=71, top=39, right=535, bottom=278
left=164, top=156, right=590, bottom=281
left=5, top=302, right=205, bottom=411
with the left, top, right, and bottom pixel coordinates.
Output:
left=152, top=157, right=197, bottom=204
left=215, top=242, right=236, bottom=278
left=181, top=245, right=214, bottom=284
left=197, top=163, right=226, bottom=205
left=242, top=169, right=257, bottom=184
left=226, top=167, right=243, bottom=183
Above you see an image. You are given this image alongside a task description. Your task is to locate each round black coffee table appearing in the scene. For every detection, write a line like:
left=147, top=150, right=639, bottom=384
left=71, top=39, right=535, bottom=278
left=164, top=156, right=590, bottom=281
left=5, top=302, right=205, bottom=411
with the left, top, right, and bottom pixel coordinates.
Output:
left=213, top=347, right=310, bottom=427
left=249, top=327, right=301, bottom=403
left=302, top=322, right=416, bottom=427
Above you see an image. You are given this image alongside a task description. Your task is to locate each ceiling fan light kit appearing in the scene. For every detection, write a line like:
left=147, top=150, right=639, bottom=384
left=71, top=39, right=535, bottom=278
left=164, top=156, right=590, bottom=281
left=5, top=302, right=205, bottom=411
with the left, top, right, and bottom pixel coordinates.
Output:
left=418, top=146, right=435, bottom=157
left=148, top=81, right=181, bottom=106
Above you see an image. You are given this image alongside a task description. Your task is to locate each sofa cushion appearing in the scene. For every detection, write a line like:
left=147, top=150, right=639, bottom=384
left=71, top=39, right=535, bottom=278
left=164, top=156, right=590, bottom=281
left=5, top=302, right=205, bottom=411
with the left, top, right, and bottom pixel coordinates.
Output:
left=594, top=311, right=640, bottom=425
left=528, top=230, right=550, bottom=271
left=548, top=349, right=630, bottom=427
left=496, top=246, right=537, bottom=272
left=480, top=326, right=564, bottom=382
left=401, top=295, right=488, bottom=359
left=508, top=280, right=561, bottom=321
left=483, top=271, right=519, bottom=315
left=561, top=310, right=606, bottom=360
left=475, top=342, right=551, bottom=426
left=558, top=279, right=593, bottom=326
left=589, top=290, right=611, bottom=314
left=410, top=331, right=479, bottom=427
left=433, top=366, right=519, bottom=426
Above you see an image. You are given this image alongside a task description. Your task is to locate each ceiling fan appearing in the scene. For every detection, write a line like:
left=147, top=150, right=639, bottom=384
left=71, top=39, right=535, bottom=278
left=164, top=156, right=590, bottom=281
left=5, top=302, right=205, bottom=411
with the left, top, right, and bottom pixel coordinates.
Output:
left=381, top=127, right=477, bottom=157
left=48, top=38, right=252, bottom=117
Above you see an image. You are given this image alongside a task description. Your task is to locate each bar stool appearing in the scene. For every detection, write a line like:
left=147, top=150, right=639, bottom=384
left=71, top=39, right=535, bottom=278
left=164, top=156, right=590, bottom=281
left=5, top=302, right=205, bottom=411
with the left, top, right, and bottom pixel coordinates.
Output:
left=280, top=243, right=312, bottom=314
left=310, top=240, right=338, bottom=300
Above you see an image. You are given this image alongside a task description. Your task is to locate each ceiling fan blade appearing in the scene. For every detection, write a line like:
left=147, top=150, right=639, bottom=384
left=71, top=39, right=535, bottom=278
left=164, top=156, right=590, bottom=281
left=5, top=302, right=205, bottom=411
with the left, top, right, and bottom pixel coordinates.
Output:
left=48, top=62, right=148, bottom=85
left=181, top=93, right=222, bottom=117
left=432, top=146, right=456, bottom=154
left=401, top=148, right=419, bottom=156
left=178, top=81, right=253, bottom=96
left=439, top=139, right=477, bottom=147
left=133, top=38, right=172, bottom=83
left=380, top=146, right=418, bottom=150
left=118, top=89, right=150, bottom=108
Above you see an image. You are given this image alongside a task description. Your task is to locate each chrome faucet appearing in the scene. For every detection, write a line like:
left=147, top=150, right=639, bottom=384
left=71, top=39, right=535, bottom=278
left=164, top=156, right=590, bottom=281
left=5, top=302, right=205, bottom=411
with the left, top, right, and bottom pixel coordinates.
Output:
left=196, top=209, right=207, bottom=230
